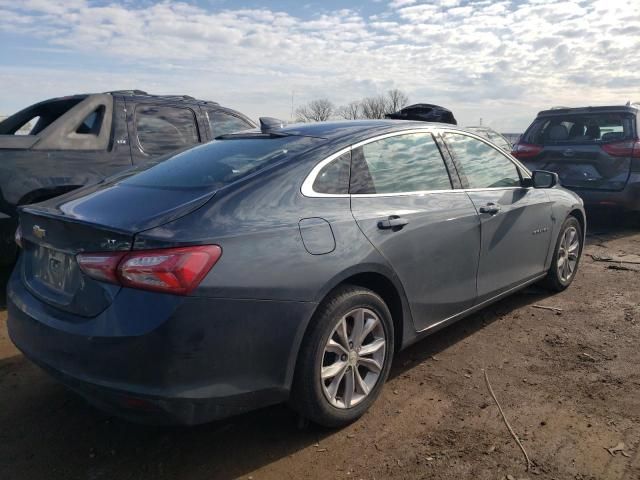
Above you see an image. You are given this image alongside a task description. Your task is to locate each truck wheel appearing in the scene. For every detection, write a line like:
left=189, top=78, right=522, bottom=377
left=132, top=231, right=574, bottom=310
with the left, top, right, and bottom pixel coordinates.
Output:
left=291, top=285, right=394, bottom=428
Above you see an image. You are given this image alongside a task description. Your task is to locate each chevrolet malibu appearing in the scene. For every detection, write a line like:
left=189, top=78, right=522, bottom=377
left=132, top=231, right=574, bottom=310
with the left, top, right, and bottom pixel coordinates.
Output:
left=8, top=120, right=585, bottom=427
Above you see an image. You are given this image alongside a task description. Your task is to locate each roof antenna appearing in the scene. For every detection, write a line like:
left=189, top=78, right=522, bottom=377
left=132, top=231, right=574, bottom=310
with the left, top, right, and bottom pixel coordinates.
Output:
left=259, top=117, right=287, bottom=133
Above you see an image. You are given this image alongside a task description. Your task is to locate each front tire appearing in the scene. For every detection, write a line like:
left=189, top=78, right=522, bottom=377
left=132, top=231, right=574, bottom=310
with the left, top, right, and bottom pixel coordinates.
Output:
left=291, top=285, right=394, bottom=428
left=542, top=215, right=583, bottom=291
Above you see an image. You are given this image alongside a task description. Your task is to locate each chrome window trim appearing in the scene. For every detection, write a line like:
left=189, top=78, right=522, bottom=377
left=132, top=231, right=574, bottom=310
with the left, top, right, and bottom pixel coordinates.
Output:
left=300, top=127, right=533, bottom=199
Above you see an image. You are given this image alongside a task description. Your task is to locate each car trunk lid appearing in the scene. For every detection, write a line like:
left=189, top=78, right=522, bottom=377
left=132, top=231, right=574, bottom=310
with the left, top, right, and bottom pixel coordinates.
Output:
left=18, top=184, right=216, bottom=318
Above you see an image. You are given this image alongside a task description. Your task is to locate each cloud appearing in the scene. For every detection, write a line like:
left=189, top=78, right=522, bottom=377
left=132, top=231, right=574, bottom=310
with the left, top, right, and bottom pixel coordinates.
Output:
left=0, top=0, right=639, bottom=130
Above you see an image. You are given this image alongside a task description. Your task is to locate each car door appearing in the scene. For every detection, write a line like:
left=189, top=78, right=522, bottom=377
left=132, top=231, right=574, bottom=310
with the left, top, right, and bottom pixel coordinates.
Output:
left=129, top=104, right=201, bottom=164
left=441, top=131, right=554, bottom=302
left=206, top=109, right=254, bottom=139
left=349, top=130, right=480, bottom=331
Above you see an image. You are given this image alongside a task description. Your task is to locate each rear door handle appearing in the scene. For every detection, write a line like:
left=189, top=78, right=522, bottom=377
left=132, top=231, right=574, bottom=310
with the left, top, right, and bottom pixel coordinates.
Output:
left=377, top=215, right=409, bottom=231
left=479, top=203, right=501, bottom=215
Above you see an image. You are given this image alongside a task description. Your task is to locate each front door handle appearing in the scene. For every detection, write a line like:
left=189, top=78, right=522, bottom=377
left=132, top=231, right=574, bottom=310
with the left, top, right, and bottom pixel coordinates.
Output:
left=377, top=215, right=409, bottom=231
left=479, top=203, right=501, bottom=215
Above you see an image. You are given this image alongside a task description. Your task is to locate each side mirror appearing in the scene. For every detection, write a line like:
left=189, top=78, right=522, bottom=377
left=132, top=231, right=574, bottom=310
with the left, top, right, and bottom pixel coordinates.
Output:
left=531, top=170, right=558, bottom=189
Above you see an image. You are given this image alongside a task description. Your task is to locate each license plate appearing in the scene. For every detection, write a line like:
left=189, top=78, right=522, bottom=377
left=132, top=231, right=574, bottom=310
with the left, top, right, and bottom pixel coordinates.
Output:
left=36, top=248, right=71, bottom=292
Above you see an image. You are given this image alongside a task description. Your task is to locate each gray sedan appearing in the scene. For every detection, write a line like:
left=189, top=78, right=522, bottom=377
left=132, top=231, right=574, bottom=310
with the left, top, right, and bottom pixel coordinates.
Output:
left=8, top=119, right=585, bottom=427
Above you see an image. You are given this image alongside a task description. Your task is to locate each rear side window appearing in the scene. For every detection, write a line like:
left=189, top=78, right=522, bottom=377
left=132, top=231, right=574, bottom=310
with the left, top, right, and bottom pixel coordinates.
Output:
left=350, top=133, right=451, bottom=194
left=121, top=136, right=321, bottom=190
left=312, top=152, right=351, bottom=194
left=208, top=110, right=253, bottom=137
left=444, top=133, right=521, bottom=189
left=523, top=113, right=635, bottom=144
left=135, top=106, right=199, bottom=155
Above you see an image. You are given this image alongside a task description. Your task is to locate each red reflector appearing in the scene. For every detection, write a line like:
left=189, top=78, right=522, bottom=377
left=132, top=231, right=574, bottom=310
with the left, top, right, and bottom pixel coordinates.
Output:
left=601, top=139, right=640, bottom=158
left=76, top=245, right=222, bottom=295
left=77, top=251, right=126, bottom=284
left=511, top=143, right=543, bottom=159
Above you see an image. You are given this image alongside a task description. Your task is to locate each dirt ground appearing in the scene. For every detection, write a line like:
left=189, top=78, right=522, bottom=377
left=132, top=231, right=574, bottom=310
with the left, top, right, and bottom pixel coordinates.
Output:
left=1, top=212, right=639, bottom=480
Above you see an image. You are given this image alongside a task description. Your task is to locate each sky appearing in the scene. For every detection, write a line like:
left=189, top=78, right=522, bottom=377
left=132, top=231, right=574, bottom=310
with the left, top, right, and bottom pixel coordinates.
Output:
left=0, top=0, right=639, bottom=132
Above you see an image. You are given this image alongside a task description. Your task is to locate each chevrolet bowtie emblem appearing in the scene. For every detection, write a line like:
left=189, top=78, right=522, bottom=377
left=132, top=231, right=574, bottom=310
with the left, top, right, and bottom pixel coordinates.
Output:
left=32, top=225, right=46, bottom=239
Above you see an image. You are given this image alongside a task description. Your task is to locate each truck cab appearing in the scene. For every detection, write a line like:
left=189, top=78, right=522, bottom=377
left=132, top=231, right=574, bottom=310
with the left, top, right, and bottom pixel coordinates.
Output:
left=0, top=90, right=255, bottom=265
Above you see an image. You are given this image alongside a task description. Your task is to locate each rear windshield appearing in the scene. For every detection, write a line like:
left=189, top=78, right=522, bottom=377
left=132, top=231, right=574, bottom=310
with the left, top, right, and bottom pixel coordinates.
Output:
left=121, top=135, right=321, bottom=190
left=523, top=112, right=635, bottom=145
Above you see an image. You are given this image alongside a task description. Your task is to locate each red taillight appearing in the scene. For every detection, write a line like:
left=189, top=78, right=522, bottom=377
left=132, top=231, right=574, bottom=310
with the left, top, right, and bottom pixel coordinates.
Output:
left=77, top=245, right=222, bottom=295
left=601, top=139, right=640, bottom=158
left=77, top=252, right=126, bottom=285
left=511, top=143, right=543, bottom=159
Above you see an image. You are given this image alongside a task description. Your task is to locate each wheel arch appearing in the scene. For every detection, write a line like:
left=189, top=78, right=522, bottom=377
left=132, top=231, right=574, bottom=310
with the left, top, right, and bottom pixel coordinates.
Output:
left=285, top=265, right=415, bottom=391
left=569, top=207, right=586, bottom=238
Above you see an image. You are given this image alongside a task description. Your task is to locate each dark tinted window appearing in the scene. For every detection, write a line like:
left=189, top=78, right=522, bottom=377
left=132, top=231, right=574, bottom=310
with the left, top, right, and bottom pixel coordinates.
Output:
left=136, top=106, right=199, bottom=155
left=209, top=110, right=253, bottom=137
left=76, top=106, right=105, bottom=135
left=523, top=113, right=634, bottom=144
left=444, top=133, right=521, bottom=188
left=121, top=136, right=320, bottom=190
left=312, top=152, right=351, bottom=194
left=350, top=133, right=451, bottom=194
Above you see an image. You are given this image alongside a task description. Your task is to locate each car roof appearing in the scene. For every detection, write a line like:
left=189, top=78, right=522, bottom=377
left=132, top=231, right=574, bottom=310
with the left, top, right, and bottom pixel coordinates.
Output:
left=250, top=119, right=471, bottom=142
left=537, top=105, right=639, bottom=117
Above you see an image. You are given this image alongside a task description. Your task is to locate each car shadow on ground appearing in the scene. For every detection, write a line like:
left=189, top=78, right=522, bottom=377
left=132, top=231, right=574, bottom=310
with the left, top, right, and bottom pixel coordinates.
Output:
left=0, top=210, right=637, bottom=479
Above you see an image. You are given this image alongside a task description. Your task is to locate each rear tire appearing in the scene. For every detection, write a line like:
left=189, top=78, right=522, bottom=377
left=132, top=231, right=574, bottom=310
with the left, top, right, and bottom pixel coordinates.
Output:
left=541, top=215, right=583, bottom=292
left=291, top=285, right=394, bottom=428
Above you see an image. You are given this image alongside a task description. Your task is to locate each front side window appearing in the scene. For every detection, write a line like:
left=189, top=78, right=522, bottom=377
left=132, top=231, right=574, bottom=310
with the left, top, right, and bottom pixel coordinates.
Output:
left=443, top=133, right=521, bottom=189
left=135, top=106, right=199, bottom=155
left=350, top=133, right=451, bottom=194
left=209, top=110, right=253, bottom=137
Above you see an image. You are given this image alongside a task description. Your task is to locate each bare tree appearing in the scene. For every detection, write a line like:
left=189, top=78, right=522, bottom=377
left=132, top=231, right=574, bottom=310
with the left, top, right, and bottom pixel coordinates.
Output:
left=386, top=89, right=409, bottom=113
left=360, top=95, right=388, bottom=119
left=295, top=98, right=334, bottom=122
left=336, top=101, right=361, bottom=120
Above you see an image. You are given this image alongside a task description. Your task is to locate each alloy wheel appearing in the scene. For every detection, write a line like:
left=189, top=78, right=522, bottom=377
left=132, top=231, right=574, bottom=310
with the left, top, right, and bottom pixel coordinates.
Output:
left=320, top=308, right=386, bottom=409
left=557, top=225, right=580, bottom=282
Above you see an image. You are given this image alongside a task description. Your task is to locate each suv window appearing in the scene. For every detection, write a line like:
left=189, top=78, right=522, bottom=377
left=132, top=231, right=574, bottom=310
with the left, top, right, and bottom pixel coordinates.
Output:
left=523, top=112, right=635, bottom=144
left=208, top=110, right=253, bottom=137
left=312, top=152, right=351, bottom=194
left=135, top=106, right=199, bottom=155
left=350, top=133, right=451, bottom=194
left=444, top=133, right=521, bottom=189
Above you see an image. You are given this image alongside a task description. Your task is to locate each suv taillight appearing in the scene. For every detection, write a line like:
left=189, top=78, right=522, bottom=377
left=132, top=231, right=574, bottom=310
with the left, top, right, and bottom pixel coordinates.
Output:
left=512, top=143, right=543, bottom=159
left=77, top=245, right=222, bottom=295
left=601, top=139, right=640, bottom=158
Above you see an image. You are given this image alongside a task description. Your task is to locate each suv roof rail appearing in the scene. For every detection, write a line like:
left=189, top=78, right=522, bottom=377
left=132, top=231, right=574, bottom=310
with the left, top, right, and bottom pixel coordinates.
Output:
left=626, top=100, right=640, bottom=107
left=105, top=90, right=217, bottom=104
left=549, top=106, right=570, bottom=110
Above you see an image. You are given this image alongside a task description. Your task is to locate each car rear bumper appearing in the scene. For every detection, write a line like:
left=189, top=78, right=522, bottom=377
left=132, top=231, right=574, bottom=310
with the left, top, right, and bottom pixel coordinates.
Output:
left=7, top=266, right=317, bottom=425
left=563, top=175, right=640, bottom=212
